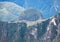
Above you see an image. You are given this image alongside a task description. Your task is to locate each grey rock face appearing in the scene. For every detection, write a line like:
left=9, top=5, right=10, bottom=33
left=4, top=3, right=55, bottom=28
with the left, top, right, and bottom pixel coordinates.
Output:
left=0, top=13, right=60, bottom=42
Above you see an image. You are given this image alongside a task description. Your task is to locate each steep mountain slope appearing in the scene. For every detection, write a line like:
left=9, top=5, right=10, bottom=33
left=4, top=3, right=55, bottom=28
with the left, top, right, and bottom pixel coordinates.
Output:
left=27, top=13, right=60, bottom=42
left=0, top=13, right=60, bottom=42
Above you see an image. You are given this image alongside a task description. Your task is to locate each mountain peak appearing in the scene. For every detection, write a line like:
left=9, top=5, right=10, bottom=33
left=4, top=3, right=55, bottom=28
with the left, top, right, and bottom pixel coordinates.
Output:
left=0, top=2, right=25, bottom=22
left=19, top=8, right=43, bottom=21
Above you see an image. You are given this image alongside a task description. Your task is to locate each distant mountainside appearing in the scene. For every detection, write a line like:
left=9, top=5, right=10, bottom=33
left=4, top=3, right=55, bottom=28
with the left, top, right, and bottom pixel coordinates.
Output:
left=0, top=2, right=25, bottom=22
left=0, top=2, right=43, bottom=22
left=0, top=12, right=60, bottom=42
left=0, top=2, right=60, bottom=42
left=19, top=9, right=43, bottom=21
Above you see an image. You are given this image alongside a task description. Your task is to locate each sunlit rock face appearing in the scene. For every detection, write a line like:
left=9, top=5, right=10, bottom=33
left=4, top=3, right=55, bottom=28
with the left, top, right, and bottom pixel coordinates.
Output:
left=0, top=2, right=60, bottom=42
left=19, top=9, right=43, bottom=21
left=27, top=13, right=60, bottom=42
left=0, top=2, right=25, bottom=22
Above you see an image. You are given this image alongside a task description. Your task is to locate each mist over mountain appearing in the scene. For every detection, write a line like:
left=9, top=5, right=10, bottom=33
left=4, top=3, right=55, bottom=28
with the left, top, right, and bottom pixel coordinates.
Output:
left=0, top=2, right=60, bottom=42
left=0, top=2, right=25, bottom=22
left=0, top=2, right=44, bottom=22
left=19, top=9, right=43, bottom=21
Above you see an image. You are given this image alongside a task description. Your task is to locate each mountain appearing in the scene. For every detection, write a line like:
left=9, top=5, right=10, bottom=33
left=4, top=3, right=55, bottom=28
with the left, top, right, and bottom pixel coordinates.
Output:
left=0, top=2, right=60, bottom=42
left=28, top=13, right=60, bottom=42
left=19, top=8, right=43, bottom=21
left=0, top=2, right=43, bottom=24
left=0, top=12, right=60, bottom=42
left=0, top=2, right=25, bottom=22
left=23, top=13, right=60, bottom=42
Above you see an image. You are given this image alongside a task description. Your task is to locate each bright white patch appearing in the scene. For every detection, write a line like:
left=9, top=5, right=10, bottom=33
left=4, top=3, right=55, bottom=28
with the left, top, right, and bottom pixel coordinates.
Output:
left=51, top=18, right=57, bottom=26
left=47, top=27, right=50, bottom=31
left=47, top=18, right=56, bottom=31
left=30, top=28, right=37, bottom=39
left=31, top=28, right=37, bottom=35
